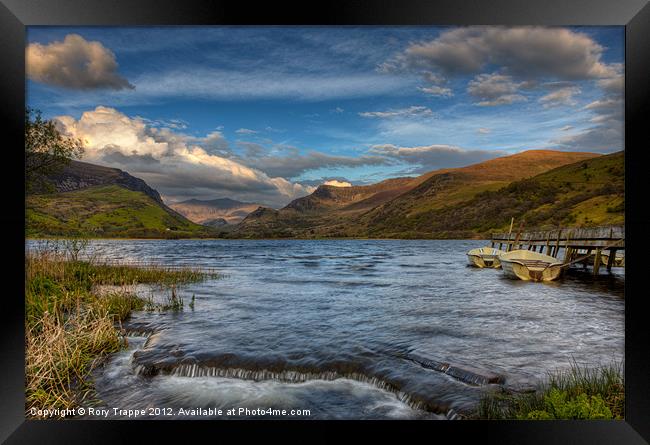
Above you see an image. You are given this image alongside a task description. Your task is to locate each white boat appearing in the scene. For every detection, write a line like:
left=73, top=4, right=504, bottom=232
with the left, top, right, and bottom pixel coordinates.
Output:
left=499, top=249, right=564, bottom=281
left=466, top=247, right=506, bottom=268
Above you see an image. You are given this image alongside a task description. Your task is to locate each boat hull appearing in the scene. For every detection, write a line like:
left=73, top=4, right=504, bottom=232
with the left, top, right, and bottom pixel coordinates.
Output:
left=467, top=254, right=501, bottom=268
left=499, top=249, right=564, bottom=282
left=466, top=247, right=505, bottom=269
left=500, top=259, right=563, bottom=282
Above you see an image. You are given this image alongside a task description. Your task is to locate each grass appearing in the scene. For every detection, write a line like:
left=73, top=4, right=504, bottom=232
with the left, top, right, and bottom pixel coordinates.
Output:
left=25, top=245, right=218, bottom=418
left=26, top=184, right=216, bottom=239
left=473, top=360, right=624, bottom=420
left=567, top=195, right=625, bottom=226
left=362, top=151, right=624, bottom=238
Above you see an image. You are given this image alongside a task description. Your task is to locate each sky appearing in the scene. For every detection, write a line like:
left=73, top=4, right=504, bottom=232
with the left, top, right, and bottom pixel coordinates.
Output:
left=26, top=26, right=624, bottom=208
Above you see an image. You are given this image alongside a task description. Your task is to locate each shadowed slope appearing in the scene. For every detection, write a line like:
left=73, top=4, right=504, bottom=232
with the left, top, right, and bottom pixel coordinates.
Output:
left=235, top=150, right=602, bottom=238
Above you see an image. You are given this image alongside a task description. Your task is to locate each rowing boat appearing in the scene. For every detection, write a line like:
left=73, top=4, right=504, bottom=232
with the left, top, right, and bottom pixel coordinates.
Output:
left=499, top=249, right=564, bottom=281
left=466, top=247, right=506, bottom=268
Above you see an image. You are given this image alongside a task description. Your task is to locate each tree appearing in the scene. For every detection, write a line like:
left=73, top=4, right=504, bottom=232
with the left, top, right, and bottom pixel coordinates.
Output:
left=25, top=107, right=84, bottom=193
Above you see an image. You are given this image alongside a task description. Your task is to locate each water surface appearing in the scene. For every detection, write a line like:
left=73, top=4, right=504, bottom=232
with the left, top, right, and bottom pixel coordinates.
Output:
left=32, top=239, right=624, bottom=419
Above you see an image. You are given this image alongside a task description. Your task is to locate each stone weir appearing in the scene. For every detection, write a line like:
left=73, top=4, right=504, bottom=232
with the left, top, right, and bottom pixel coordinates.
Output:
left=406, top=353, right=505, bottom=386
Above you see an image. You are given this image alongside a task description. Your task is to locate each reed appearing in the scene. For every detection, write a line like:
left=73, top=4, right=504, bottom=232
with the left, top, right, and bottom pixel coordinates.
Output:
left=474, top=359, right=624, bottom=420
left=26, top=307, right=123, bottom=414
left=25, top=248, right=217, bottom=417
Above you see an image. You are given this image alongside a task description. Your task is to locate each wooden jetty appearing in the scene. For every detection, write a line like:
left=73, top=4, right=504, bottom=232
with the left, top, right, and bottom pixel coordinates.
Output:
left=490, top=225, right=624, bottom=275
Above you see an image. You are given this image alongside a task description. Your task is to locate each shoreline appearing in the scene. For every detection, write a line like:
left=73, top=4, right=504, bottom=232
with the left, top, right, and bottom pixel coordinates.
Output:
left=25, top=236, right=488, bottom=241
left=25, top=252, right=217, bottom=418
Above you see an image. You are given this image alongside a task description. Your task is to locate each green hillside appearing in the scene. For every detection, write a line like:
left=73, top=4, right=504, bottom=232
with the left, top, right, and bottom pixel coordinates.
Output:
left=234, top=150, right=606, bottom=239
left=361, top=151, right=624, bottom=238
left=26, top=185, right=216, bottom=239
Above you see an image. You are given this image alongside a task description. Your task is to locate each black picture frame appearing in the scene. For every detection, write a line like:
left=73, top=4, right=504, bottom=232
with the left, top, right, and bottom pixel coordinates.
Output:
left=2, top=0, right=649, bottom=443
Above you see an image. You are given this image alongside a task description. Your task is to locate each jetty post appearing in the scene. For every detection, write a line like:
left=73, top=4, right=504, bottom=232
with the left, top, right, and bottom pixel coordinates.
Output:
left=593, top=249, right=602, bottom=275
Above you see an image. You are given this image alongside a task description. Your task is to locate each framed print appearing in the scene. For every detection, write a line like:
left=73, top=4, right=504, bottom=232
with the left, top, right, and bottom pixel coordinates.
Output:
left=2, top=0, right=649, bottom=443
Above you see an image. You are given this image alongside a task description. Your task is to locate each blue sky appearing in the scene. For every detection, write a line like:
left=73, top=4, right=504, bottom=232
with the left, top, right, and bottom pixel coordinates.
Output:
left=26, top=26, right=624, bottom=207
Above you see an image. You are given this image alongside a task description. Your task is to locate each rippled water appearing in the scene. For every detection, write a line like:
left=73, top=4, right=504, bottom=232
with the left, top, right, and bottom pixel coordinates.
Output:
left=30, top=239, right=625, bottom=419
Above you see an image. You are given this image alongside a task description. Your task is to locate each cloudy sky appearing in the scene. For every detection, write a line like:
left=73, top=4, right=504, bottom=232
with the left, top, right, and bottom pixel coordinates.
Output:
left=26, top=26, right=624, bottom=207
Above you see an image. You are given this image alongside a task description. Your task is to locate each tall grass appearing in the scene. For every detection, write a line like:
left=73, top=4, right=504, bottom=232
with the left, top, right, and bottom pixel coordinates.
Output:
left=26, top=307, right=123, bottom=412
left=475, top=360, right=624, bottom=420
left=25, top=246, right=217, bottom=418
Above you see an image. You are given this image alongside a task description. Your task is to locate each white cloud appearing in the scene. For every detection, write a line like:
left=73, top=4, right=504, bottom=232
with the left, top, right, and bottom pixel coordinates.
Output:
left=235, top=128, right=258, bottom=135
left=242, top=151, right=389, bottom=179
left=323, top=180, right=352, bottom=187
left=596, top=64, right=624, bottom=94
left=597, top=75, right=624, bottom=94
left=390, top=26, right=617, bottom=80
left=381, top=27, right=620, bottom=102
left=551, top=95, right=623, bottom=153
left=551, top=126, right=622, bottom=153
left=418, top=86, right=453, bottom=97
left=477, top=128, right=491, bottom=134
left=359, top=106, right=434, bottom=119
left=133, top=69, right=413, bottom=101
left=27, top=34, right=133, bottom=90
left=539, top=86, right=581, bottom=108
left=370, top=143, right=503, bottom=172
left=467, top=73, right=528, bottom=106
left=54, top=106, right=314, bottom=206
left=584, top=98, right=620, bottom=112
left=422, top=71, right=446, bottom=84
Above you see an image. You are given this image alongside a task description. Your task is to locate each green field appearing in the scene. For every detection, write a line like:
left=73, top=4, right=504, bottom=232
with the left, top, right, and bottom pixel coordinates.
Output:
left=26, top=185, right=216, bottom=238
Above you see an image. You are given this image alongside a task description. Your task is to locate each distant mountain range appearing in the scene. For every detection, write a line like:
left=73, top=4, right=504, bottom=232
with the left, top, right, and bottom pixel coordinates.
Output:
left=169, top=197, right=263, bottom=226
left=25, top=150, right=624, bottom=239
left=234, top=150, right=621, bottom=239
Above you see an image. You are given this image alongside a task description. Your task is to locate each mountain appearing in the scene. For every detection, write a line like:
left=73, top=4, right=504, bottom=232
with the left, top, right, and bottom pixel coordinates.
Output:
left=234, top=150, right=606, bottom=238
left=44, top=160, right=165, bottom=205
left=360, top=151, right=624, bottom=238
left=26, top=185, right=217, bottom=238
left=26, top=150, right=622, bottom=240
left=169, top=197, right=263, bottom=225
left=203, top=218, right=229, bottom=228
left=26, top=160, right=217, bottom=239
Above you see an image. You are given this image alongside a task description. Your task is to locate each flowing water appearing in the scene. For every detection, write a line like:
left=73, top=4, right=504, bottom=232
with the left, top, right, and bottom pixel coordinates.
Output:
left=28, top=239, right=625, bottom=419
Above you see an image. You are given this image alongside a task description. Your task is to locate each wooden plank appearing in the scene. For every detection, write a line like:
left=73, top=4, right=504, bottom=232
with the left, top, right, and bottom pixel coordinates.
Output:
left=491, top=225, right=624, bottom=241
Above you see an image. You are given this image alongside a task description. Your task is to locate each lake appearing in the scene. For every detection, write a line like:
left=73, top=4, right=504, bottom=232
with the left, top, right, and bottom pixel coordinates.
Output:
left=32, top=239, right=625, bottom=419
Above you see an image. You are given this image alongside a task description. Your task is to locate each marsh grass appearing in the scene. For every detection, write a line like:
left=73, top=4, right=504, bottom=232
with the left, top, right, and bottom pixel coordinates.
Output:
left=475, top=360, right=624, bottom=420
left=25, top=247, right=216, bottom=417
